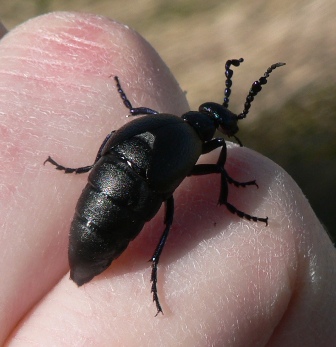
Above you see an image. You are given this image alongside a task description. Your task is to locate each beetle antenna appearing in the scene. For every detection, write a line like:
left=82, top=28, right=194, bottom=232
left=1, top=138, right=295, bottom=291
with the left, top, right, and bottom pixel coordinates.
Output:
left=237, top=62, right=286, bottom=120
left=223, top=58, right=244, bottom=108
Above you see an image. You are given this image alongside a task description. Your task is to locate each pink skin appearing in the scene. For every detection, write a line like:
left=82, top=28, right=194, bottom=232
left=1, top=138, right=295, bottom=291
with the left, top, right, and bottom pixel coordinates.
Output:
left=1, top=12, right=335, bottom=346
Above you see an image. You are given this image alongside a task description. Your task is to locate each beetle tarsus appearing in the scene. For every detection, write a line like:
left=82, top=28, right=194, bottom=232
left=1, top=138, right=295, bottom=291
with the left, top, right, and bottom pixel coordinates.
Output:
left=225, top=173, right=258, bottom=189
left=224, top=202, right=268, bottom=226
left=44, top=156, right=93, bottom=174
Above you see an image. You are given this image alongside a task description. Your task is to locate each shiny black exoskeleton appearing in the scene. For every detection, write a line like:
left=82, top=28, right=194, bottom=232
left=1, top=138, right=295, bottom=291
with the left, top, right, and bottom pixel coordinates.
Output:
left=45, top=58, right=285, bottom=315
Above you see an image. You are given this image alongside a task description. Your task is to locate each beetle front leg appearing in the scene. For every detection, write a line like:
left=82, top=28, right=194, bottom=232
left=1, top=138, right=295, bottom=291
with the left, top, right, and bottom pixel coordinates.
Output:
left=150, top=195, right=174, bottom=316
left=199, top=139, right=258, bottom=189
left=215, top=141, right=258, bottom=189
left=190, top=144, right=268, bottom=225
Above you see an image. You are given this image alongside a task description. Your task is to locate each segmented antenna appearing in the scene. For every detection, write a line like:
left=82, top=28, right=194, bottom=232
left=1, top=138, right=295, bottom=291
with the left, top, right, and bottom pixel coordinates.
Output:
left=223, top=58, right=244, bottom=108
left=237, top=62, right=286, bottom=120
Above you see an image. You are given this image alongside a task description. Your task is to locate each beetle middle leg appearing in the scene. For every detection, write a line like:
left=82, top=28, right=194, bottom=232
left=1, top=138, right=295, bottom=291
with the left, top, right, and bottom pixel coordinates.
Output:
left=189, top=139, right=268, bottom=225
left=44, top=131, right=115, bottom=174
left=150, top=195, right=174, bottom=316
left=43, top=156, right=93, bottom=174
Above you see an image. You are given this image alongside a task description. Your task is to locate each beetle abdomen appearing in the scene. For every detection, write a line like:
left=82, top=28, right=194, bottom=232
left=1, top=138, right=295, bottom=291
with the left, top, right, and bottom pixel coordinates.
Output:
left=69, top=151, right=162, bottom=286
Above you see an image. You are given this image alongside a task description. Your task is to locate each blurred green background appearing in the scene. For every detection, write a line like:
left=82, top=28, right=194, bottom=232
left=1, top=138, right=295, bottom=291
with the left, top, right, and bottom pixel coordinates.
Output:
left=1, top=0, right=335, bottom=241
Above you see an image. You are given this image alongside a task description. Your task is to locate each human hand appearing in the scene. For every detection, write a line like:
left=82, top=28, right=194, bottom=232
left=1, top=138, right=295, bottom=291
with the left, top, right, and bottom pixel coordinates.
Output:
left=1, top=12, right=335, bottom=346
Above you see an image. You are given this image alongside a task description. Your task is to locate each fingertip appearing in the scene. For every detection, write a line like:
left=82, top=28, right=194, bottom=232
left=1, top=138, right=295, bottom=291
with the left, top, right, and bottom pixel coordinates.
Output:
left=0, top=12, right=189, bottom=343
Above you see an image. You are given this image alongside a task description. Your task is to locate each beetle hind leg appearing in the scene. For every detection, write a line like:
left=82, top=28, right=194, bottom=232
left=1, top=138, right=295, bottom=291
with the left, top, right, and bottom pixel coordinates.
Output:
left=150, top=196, right=174, bottom=316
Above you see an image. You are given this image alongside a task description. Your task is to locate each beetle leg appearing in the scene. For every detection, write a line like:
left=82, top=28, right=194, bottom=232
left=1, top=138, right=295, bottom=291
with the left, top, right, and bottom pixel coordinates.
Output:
left=43, top=156, right=93, bottom=174
left=189, top=145, right=268, bottom=225
left=201, top=138, right=225, bottom=154
left=150, top=195, right=174, bottom=316
left=215, top=142, right=258, bottom=188
left=225, top=172, right=258, bottom=188
left=225, top=202, right=268, bottom=225
left=114, top=76, right=159, bottom=116
left=44, top=131, right=116, bottom=174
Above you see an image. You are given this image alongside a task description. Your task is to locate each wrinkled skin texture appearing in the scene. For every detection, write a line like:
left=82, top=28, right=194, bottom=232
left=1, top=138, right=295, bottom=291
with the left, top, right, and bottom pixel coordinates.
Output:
left=0, top=12, right=335, bottom=347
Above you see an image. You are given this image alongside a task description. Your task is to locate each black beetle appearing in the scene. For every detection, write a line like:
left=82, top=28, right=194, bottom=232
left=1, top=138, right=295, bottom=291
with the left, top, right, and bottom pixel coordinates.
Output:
left=45, top=58, right=285, bottom=315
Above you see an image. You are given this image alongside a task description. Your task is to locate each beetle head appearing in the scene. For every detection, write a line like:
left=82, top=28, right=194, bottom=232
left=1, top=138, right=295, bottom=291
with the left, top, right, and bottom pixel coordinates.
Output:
left=199, top=102, right=239, bottom=137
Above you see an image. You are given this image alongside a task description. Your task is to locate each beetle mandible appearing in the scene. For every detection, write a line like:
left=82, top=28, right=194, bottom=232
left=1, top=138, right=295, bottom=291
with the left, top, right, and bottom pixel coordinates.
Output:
left=44, top=58, right=285, bottom=315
